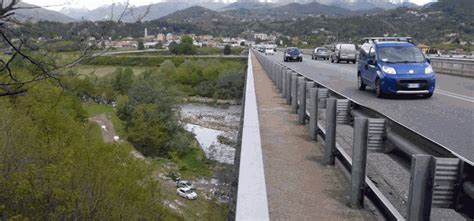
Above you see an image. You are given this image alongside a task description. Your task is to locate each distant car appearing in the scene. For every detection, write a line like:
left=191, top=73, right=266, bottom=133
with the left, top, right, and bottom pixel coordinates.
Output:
left=331, top=43, right=357, bottom=64
left=265, top=48, right=275, bottom=55
left=177, top=180, right=195, bottom=190
left=284, top=47, right=303, bottom=62
left=312, top=47, right=329, bottom=60
left=357, top=37, right=436, bottom=98
left=177, top=187, right=197, bottom=200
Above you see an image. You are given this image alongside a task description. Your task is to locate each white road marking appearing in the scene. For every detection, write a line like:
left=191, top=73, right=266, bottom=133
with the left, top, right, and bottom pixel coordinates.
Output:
left=436, top=89, right=474, bottom=103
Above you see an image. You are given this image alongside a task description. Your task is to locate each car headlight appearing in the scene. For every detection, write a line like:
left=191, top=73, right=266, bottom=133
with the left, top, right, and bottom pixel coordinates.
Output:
left=425, top=65, right=434, bottom=74
left=382, top=66, right=396, bottom=75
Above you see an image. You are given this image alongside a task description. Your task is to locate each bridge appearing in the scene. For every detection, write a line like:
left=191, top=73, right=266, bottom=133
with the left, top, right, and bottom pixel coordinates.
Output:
left=230, top=50, right=474, bottom=220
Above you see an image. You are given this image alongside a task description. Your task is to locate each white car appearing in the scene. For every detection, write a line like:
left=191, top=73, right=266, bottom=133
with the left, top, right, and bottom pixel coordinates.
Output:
left=265, top=48, right=274, bottom=55
left=177, top=187, right=197, bottom=200
left=177, top=180, right=195, bottom=190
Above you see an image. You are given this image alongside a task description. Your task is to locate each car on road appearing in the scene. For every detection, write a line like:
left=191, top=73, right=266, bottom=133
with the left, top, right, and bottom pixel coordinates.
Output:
left=284, top=47, right=303, bottom=62
left=331, top=43, right=357, bottom=64
left=265, top=47, right=275, bottom=55
left=177, top=187, right=198, bottom=200
left=312, top=47, right=330, bottom=60
left=177, top=180, right=195, bottom=190
left=357, top=37, right=436, bottom=98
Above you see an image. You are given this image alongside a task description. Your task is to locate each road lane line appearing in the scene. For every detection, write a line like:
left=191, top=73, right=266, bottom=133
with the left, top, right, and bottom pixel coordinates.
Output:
left=436, top=90, right=474, bottom=103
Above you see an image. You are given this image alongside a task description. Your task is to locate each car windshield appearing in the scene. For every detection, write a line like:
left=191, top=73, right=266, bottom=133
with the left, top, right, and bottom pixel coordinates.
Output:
left=288, top=48, right=300, bottom=54
left=317, top=49, right=327, bottom=52
left=378, top=46, right=426, bottom=63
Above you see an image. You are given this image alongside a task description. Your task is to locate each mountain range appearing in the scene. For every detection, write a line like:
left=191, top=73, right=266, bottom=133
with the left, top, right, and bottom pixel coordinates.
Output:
left=13, top=2, right=75, bottom=23
left=13, top=0, right=422, bottom=23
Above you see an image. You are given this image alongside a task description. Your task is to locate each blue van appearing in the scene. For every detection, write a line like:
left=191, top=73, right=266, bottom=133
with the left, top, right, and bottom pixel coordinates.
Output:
left=357, top=37, right=436, bottom=98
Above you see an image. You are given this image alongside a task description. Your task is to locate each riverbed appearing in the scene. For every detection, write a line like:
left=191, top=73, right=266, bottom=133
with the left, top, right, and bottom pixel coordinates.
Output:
left=180, top=104, right=241, bottom=165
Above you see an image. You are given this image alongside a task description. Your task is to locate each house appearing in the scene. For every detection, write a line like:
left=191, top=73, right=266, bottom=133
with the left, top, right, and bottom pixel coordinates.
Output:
left=417, top=44, right=430, bottom=54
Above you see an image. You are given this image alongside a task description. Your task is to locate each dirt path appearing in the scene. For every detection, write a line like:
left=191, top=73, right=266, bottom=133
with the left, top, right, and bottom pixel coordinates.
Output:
left=89, top=113, right=117, bottom=143
left=252, top=54, right=377, bottom=220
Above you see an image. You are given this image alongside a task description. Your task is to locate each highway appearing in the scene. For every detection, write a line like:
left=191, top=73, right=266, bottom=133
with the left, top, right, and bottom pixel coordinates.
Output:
left=265, top=51, right=474, bottom=162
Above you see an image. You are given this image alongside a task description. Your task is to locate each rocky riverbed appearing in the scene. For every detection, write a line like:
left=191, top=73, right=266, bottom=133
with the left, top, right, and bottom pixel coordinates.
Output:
left=180, top=103, right=241, bottom=165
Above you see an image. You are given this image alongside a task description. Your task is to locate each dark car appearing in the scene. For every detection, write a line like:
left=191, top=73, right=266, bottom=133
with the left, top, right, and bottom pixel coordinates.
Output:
left=312, top=47, right=330, bottom=60
left=284, top=47, right=303, bottom=62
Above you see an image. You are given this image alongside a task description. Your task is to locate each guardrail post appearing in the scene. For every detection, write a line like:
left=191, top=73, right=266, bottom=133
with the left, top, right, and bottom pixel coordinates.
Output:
left=291, top=74, right=298, bottom=113
left=306, top=81, right=315, bottom=116
left=277, top=66, right=282, bottom=92
left=286, top=70, right=293, bottom=105
left=350, top=117, right=369, bottom=209
left=407, top=154, right=436, bottom=221
left=274, top=64, right=278, bottom=85
left=280, top=66, right=285, bottom=93
left=297, top=77, right=306, bottom=124
left=324, top=98, right=337, bottom=165
left=282, top=68, right=287, bottom=98
left=309, top=87, right=319, bottom=140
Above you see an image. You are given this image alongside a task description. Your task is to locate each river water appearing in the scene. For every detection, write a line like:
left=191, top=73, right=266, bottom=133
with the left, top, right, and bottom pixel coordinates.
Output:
left=180, top=104, right=241, bottom=165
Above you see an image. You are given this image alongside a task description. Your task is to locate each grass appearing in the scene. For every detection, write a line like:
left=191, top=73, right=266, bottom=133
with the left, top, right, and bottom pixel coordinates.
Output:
left=159, top=179, right=229, bottom=220
left=82, top=103, right=126, bottom=137
left=170, top=142, right=214, bottom=179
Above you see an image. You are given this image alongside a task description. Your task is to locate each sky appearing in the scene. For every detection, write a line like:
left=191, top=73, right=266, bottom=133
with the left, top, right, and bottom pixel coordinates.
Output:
left=22, top=0, right=436, bottom=11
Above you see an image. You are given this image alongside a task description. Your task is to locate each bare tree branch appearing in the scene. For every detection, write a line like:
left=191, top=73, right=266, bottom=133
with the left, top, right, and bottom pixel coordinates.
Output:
left=0, top=0, right=155, bottom=96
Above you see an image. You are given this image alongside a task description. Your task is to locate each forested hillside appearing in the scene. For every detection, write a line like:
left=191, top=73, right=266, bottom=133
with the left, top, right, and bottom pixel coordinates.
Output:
left=12, top=0, right=472, bottom=46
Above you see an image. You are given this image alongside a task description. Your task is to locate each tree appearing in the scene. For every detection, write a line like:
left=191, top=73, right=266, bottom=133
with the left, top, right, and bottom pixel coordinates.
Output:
left=168, top=41, right=179, bottom=54
left=0, top=81, right=174, bottom=220
left=224, top=45, right=232, bottom=55
left=178, top=35, right=196, bottom=55
left=138, top=39, right=145, bottom=50
left=0, top=1, right=140, bottom=96
left=112, top=67, right=134, bottom=95
left=159, top=60, right=177, bottom=75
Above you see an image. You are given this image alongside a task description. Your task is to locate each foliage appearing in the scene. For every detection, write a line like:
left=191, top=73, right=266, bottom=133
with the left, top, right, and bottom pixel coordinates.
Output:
left=82, top=55, right=245, bottom=67
left=138, top=39, right=145, bottom=50
left=0, top=80, right=176, bottom=220
left=168, top=41, right=179, bottom=54
left=168, top=36, right=197, bottom=55
left=223, top=44, right=232, bottom=55
left=112, top=67, right=134, bottom=95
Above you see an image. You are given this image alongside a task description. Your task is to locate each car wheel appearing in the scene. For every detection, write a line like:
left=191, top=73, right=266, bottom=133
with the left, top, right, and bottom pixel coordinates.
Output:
left=357, top=74, right=366, bottom=91
left=375, top=79, right=384, bottom=98
left=331, top=58, right=334, bottom=63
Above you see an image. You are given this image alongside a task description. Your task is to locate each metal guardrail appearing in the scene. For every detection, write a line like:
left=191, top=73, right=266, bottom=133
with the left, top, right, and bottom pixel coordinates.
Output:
left=253, top=50, right=474, bottom=220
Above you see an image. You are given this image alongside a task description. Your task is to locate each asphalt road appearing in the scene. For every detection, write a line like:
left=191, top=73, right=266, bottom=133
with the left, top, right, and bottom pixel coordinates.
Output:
left=265, top=51, right=474, bottom=162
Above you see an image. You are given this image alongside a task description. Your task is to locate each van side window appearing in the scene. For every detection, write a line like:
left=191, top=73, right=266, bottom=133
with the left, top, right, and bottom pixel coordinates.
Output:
left=369, top=47, right=376, bottom=57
